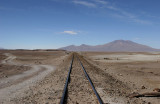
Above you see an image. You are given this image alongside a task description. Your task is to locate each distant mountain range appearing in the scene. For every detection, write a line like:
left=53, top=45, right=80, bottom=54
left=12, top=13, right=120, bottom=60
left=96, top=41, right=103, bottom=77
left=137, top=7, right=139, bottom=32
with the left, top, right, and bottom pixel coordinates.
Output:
left=59, top=40, right=160, bottom=52
left=0, top=47, right=4, bottom=50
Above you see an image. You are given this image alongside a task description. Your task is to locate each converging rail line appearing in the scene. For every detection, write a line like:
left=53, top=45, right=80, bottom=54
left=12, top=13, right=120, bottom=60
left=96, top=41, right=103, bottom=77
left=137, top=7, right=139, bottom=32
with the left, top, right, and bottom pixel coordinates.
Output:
left=60, top=54, right=103, bottom=104
left=77, top=56, right=103, bottom=104
left=60, top=55, right=74, bottom=104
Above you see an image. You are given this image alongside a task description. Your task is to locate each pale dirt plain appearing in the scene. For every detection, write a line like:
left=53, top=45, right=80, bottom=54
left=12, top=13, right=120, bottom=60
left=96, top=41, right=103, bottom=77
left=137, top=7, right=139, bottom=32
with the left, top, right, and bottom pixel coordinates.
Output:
left=81, top=52, right=160, bottom=104
left=0, top=50, right=160, bottom=104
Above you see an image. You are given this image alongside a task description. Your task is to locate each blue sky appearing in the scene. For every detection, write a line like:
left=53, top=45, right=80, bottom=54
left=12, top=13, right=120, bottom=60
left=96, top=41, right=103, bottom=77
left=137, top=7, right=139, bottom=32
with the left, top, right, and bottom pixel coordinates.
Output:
left=0, top=0, right=160, bottom=49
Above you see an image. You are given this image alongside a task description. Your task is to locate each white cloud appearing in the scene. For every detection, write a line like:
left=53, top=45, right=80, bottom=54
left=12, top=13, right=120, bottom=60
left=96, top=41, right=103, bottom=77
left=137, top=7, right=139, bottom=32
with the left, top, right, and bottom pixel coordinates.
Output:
left=94, top=0, right=108, bottom=4
left=132, top=18, right=152, bottom=25
left=62, top=31, right=78, bottom=35
left=72, top=0, right=107, bottom=8
left=71, top=0, right=153, bottom=25
left=106, top=5, right=153, bottom=25
left=72, top=0, right=96, bottom=8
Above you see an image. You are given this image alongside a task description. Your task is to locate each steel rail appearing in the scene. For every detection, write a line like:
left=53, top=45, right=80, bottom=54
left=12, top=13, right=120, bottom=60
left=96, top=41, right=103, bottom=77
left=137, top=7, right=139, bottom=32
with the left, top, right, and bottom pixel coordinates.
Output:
left=77, top=56, right=104, bottom=104
left=60, top=55, right=74, bottom=104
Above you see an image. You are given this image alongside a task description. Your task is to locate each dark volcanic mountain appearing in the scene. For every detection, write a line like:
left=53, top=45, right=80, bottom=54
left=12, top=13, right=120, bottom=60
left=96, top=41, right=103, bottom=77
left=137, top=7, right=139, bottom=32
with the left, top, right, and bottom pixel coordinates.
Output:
left=60, top=40, right=160, bottom=52
left=0, top=47, right=4, bottom=50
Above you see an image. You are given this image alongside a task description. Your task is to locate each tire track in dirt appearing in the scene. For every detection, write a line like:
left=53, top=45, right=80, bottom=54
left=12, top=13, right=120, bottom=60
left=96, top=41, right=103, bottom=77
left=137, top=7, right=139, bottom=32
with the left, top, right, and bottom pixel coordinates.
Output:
left=0, top=53, right=55, bottom=103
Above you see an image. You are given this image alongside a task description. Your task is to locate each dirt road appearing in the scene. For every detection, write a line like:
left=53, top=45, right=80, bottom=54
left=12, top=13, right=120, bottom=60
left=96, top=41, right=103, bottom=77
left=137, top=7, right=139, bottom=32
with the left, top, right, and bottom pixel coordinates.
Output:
left=0, top=53, right=56, bottom=103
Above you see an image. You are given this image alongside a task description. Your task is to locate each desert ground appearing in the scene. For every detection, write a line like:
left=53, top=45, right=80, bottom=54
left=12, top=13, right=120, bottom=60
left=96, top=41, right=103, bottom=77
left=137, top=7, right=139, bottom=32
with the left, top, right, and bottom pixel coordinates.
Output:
left=0, top=50, right=160, bottom=104
left=81, top=52, right=160, bottom=104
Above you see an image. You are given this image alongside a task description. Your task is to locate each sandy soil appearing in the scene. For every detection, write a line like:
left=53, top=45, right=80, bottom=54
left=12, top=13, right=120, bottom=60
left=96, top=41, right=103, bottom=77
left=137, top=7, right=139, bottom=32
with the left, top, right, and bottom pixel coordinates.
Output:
left=0, top=52, right=30, bottom=78
left=90, top=53, right=160, bottom=63
left=82, top=52, right=160, bottom=104
left=79, top=55, right=144, bottom=104
left=0, top=50, right=67, bottom=104
left=12, top=53, right=72, bottom=104
left=13, top=53, right=145, bottom=104
left=1, top=51, right=159, bottom=104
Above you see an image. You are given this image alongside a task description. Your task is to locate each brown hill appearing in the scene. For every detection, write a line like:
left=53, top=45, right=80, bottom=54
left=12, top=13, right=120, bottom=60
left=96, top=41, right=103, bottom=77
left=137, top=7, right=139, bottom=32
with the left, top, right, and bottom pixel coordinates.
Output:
left=60, top=40, right=160, bottom=52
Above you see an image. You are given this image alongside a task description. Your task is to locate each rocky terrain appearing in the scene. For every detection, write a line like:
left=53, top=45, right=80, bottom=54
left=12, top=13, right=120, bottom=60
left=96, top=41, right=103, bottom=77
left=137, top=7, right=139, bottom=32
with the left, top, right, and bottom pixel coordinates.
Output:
left=0, top=50, right=67, bottom=103
left=0, top=50, right=160, bottom=103
left=82, top=52, right=160, bottom=104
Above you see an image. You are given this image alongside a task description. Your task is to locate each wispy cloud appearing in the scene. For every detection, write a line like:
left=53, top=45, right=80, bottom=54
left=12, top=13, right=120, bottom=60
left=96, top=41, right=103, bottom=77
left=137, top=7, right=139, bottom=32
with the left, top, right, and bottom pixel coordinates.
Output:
left=132, top=18, right=152, bottom=25
left=94, top=0, right=108, bottom=4
left=71, top=0, right=154, bottom=25
left=61, top=31, right=78, bottom=35
left=106, top=6, right=136, bottom=19
left=105, top=5, right=153, bottom=25
left=72, top=0, right=96, bottom=8
left=72, top=0, right=107, bottom=8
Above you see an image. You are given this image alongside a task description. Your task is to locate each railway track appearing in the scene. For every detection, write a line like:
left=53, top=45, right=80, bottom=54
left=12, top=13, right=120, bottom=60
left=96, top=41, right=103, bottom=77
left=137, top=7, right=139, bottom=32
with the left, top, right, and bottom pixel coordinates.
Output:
left=60, top=54, right=103, bottom=104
